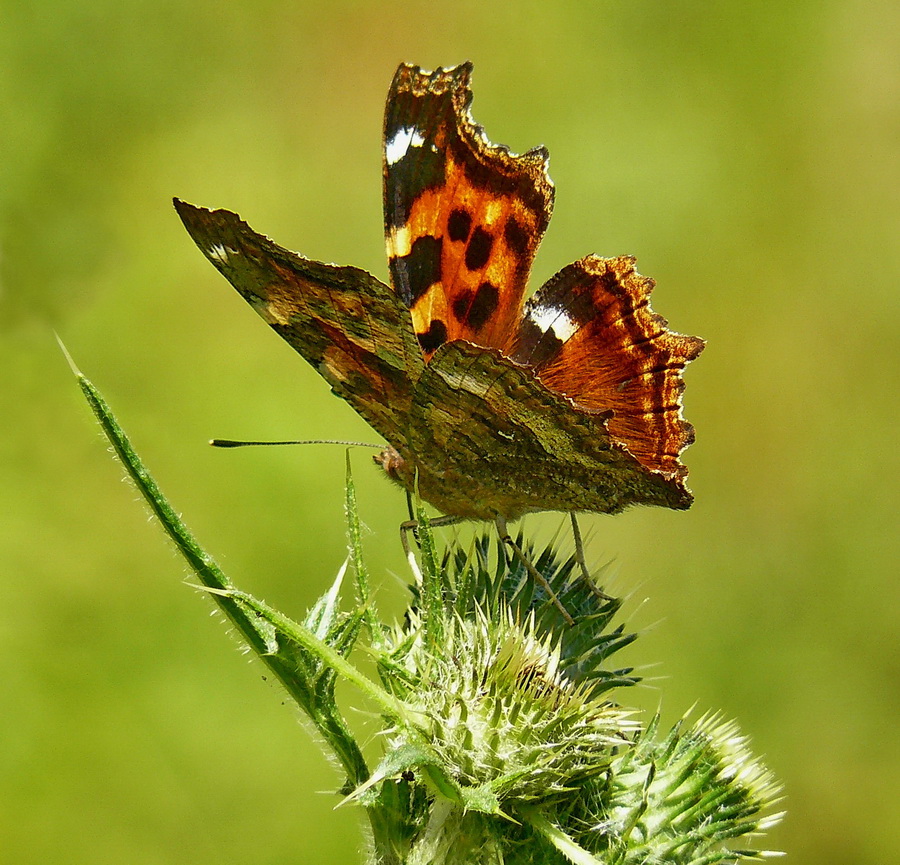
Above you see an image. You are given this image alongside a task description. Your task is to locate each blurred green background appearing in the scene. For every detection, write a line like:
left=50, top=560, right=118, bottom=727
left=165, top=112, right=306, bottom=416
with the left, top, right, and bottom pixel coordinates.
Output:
left=2, top=1, right=897, bottom=862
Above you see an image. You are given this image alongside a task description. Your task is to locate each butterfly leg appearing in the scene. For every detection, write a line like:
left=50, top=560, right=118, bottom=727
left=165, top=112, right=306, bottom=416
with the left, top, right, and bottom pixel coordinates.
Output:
left=400, top=512, right=463, bottom=559
left=400, top=491, right=420, bottom=554
left=570, top=513, right=613, bottom=601
left=495, top=515, right=575, bottom=626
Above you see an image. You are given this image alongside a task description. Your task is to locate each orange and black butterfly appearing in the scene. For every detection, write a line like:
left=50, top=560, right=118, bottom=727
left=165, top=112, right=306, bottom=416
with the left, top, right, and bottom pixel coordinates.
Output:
left=176, top=62, right=704, bottom=527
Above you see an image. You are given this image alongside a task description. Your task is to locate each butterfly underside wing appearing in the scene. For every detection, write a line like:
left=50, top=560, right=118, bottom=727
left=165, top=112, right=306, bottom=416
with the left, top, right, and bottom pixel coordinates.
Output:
left=176, top=61, right=704, bottom=523
left=174, top=200, right=423, bottom=453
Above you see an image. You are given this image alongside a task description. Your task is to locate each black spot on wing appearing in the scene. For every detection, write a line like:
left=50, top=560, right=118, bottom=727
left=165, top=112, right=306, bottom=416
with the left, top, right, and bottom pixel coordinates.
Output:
left=416, top=319, right=448, bottom=353
left=465, top=226, right=493, bottom=271
left=503, top=216, right=529, bottom=259
left=391, top=235, right=443, bottom=307
left=449, top=281, right=499, bottom=332
left=451, top=290, right=473, bottom=323
left=447, top=208, right=472, bottom=242
left=467, top=282, right=499, bottom=330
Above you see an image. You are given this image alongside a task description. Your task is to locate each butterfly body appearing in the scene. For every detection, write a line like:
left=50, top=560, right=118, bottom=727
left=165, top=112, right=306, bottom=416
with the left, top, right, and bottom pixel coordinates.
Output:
left=176, top=62, right=703, bottom=523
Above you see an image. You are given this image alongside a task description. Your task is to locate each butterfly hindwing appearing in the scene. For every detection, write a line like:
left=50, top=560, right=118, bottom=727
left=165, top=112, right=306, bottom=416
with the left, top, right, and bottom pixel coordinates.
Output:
left=510, top=255, right=705, bottom=480
left=383, top=63, right=554, bottom=357
left=174, top=199, right=423, bottom=450
left=400, top=339, right=691, bottom=520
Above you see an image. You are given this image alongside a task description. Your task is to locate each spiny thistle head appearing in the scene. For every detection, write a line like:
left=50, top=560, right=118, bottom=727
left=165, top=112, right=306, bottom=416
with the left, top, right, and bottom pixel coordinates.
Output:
left=390, top=606, right=638, bottom=805
left=360, top=524, right=783, bottom=864
left=570, top=712, right=785, bottom=864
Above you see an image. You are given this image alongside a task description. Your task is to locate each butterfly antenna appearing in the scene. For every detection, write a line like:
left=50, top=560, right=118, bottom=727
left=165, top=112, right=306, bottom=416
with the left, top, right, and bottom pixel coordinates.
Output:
left=210, top=438, right=383, bottom=449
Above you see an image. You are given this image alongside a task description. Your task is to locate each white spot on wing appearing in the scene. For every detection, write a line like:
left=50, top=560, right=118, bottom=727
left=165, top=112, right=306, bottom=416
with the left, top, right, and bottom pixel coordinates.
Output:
left=207, top=243, right=238, bottom=264
left=386, top=224, right=412, bottom=258
left=528, top=304, right=578, bottom=343
left=385, top=125, right=425, bottom=165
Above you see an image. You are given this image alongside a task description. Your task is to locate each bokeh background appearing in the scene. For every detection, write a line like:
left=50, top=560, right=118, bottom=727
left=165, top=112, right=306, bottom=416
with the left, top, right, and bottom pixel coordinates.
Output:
left=2, top=2, right=897, bottom=862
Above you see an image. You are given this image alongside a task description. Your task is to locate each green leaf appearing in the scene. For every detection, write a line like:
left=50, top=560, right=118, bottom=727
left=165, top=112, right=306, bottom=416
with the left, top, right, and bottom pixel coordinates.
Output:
left=524, top=810, right=606, bottom=865
left=345, top=450, right=382, bottom=643
left=71, top=359, right=381, bottom=784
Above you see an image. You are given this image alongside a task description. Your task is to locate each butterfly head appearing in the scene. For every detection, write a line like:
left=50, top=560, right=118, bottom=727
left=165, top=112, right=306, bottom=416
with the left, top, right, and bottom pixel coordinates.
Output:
left=375, top=445, right=408, bottom=482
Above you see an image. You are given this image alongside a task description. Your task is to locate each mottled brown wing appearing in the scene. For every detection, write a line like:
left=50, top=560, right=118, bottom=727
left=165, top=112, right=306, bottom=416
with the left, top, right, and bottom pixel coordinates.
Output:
left=509, top=255, right=705, bottom=481
left=397, top=340, right=693, bottom=522
left=383, top=63, right=554, bottom=357
left=174, top=199, right=424, bottom=449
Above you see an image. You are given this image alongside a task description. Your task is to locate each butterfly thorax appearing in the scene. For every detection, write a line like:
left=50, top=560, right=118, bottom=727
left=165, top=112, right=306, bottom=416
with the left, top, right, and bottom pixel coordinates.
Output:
left=376, top=443, right=534, bottom=522
left=376, top=445, right=491, bottom=519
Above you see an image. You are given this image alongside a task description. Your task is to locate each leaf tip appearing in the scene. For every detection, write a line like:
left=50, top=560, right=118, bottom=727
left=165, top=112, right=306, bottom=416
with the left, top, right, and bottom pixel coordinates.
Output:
left=54, top=331, right=83, bottom=379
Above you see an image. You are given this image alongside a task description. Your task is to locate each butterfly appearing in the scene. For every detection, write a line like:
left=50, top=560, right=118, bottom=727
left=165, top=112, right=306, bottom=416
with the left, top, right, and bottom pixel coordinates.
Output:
left=175, top=62, right=704, bottom=542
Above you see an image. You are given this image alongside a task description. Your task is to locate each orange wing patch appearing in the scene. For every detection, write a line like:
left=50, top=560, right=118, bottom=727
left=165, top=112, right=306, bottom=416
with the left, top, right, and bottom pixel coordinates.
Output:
left=510, top=256, right=705, bottom=478
left=384, top=63, right=553, bottom=359
left=399, top=161, right=545, bottom=353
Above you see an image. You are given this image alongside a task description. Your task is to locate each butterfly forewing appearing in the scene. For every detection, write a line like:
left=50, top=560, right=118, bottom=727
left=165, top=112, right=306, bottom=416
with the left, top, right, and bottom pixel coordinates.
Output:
left=174, top=199, right=423, bottom=450
left=383, top=63, right=555, bottom=358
